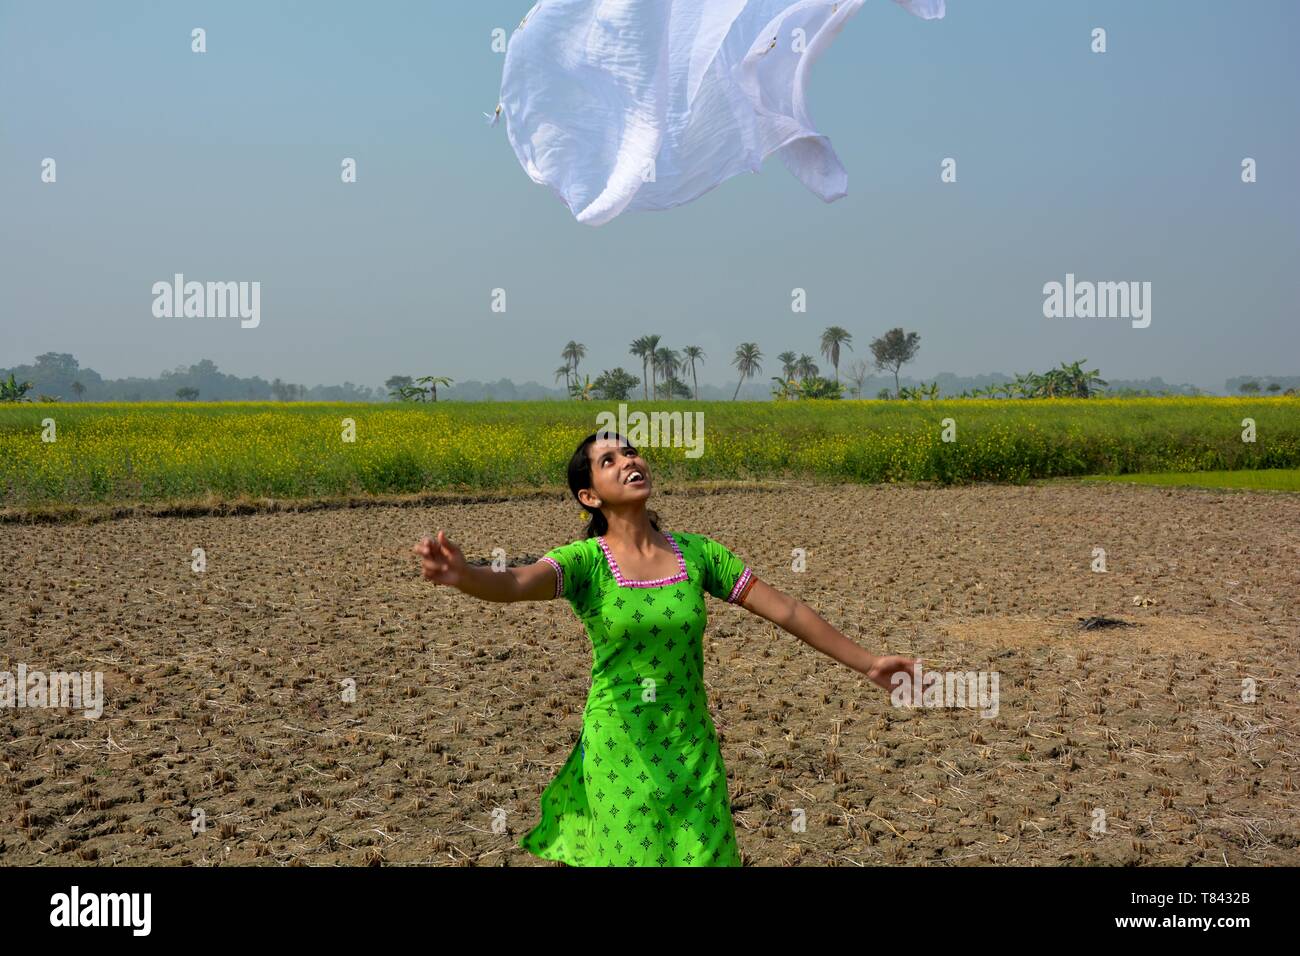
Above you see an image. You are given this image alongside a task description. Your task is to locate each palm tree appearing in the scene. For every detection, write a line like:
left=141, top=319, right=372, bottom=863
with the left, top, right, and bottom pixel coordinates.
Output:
left=629, top=340, right=644, bottom=395
left=1058, top=360, right=1107, bottom=397
left=731, top=343, right=763, bottom=400
left=562, top=341, right=587, bottom=388
left=1012, top=372, right=1040, bottom=399
left=555, top=365, right=574, bottom=391
left=778, top=351, right=798, bottom=382
left=653, top=347, right=683, bottom=399
left=795, top=354, right=819, bottom=381
left=643, top=334, right=661, bottom=400
left=630, top=335, right=660, bottom=400
left=820, top=326, right=853, bottom=384
left=682, top=346, right=705, bottom=400
left=1038, top=369, right=1067, bottom=398
left=71, top=380, right=85, bottom=401
left=650, top=349, right=666, bottom=399
left=629, top=338, right=648, bottom=399
left=415, top=375, right=453, bottom=401
left=395, top=383, right=427, bottom=402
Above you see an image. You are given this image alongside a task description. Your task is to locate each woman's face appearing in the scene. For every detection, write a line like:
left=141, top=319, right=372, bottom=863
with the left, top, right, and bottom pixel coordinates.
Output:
left=580, top=436, right=651, bottom=511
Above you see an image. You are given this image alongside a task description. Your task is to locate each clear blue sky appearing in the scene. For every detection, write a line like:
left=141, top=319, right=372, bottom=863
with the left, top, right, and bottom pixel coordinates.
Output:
left=2, top=0, right=1297, bottom=393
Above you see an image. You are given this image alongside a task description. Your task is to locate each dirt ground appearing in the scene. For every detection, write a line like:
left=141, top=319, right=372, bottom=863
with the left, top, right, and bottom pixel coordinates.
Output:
left=1, top=480, right=1297, bottom=866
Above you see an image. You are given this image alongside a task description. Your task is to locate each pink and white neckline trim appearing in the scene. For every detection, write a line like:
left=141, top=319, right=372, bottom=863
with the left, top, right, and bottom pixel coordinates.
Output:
left=597, top=531, right=688, bottom=588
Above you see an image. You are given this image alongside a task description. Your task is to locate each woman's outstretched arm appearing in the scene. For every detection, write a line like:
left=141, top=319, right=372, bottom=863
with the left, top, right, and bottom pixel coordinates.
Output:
left=735, top=577, right=918, bottom=692
left=413, top=530, right=558, bottom=603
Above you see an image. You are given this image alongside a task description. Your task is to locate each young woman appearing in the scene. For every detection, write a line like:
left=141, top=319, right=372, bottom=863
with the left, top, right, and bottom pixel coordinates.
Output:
left=413, top=431, right=919, bottom=866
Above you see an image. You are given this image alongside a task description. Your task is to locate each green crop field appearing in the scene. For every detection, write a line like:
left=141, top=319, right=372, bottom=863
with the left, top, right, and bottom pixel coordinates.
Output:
left=1, top=397, right=1296, bottom=511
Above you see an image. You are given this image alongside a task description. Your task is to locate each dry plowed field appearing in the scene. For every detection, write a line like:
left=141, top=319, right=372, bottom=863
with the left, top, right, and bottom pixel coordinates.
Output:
left=2, top=481, right=1296, bottom=865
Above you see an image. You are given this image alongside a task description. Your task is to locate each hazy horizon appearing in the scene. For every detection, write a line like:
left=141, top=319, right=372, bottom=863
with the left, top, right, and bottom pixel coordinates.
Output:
left=3, top=1, right=1297, bottom=394
left=7, top=346, right=1290, bottom=401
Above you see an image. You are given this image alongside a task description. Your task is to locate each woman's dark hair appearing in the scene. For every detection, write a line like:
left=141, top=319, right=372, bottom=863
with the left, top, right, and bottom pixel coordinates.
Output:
left=567, top=431, right=661, bottom=538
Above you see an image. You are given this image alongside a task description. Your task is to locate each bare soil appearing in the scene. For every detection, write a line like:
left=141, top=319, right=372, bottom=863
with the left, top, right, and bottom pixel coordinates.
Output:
left=2, top=480, right=1296, bottom=866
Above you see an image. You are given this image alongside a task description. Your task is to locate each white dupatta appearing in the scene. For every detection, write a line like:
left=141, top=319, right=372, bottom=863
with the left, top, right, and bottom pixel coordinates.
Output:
left=496, top=0, right=945, bottom=225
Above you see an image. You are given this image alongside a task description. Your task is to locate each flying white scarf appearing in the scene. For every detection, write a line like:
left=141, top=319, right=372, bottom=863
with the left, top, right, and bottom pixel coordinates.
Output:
left=495, top=0, right=945, bottom=226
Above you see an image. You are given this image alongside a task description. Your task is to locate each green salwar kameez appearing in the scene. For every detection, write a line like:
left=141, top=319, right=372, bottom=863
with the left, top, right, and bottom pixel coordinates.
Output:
left=519, top=530, right=754, bottom=866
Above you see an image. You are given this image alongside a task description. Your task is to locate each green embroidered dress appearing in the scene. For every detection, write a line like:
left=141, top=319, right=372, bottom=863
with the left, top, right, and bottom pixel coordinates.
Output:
left=519, top=530, right=754, bottom=866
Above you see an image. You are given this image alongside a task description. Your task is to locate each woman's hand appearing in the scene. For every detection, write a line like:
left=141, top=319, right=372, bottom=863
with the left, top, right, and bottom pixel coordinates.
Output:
left=413, top=530, right=468, bottom=588
left=864, top=655, right=921, bottom=695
